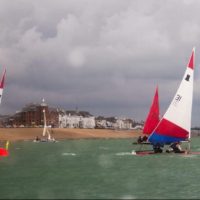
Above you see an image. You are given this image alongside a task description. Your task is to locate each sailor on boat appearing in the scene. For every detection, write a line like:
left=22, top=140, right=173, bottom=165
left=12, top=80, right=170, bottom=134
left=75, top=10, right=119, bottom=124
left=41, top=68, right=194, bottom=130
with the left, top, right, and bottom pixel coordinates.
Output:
left=137, top=135, right=148, bottom=144
left=152, top=143, right=163, bottom=153
left=35, top=136, right=41, bottom=142
left=166, top=142, right=185, bottom=153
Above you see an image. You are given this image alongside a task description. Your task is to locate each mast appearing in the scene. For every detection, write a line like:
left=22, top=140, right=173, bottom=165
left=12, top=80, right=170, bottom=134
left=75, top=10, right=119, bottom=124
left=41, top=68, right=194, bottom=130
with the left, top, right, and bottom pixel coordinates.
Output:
left=187, top=47, right=195, bottom=152
left=187, top=48, right=195, bottom=152
left=42, top=108, right=47, bottom=137
left=41, top=98, right=49, bottom=138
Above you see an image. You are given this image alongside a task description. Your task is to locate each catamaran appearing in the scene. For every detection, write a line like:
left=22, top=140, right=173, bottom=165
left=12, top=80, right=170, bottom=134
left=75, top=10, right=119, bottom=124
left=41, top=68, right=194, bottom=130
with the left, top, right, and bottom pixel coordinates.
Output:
left=133, top=48, right=197, bottom=155
left=0, top=69, right=9, bottom=157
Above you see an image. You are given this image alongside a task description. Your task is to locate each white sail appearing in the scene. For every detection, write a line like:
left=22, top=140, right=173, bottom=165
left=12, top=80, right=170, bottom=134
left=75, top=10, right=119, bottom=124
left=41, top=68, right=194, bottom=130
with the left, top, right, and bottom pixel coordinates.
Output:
left=42, top=106, right=53, bottom=141
left=0, top=69, right=6, bottom=105
left=148, top=48, right=195, bottom=145
left=42, top=109, right=47, bottom=137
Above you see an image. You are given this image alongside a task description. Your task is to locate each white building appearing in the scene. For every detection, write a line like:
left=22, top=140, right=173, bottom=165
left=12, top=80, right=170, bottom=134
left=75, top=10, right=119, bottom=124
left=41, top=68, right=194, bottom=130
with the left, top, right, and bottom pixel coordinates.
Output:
left=96, top=119, right=108, bottom=128
left=59, top=114, right=80, bottom=128
left=59, top=111, right=133, bottom=130
left=112, top=118, right=132, bottom=129
left=59, top=111, right=95, bottom=129
left=96, top=117, right=133, bottom=130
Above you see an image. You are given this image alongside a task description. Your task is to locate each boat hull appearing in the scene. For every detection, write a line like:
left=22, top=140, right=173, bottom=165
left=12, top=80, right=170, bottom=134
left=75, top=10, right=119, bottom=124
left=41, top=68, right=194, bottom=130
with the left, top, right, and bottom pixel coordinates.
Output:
left=132, top=150, right=200, bottom=156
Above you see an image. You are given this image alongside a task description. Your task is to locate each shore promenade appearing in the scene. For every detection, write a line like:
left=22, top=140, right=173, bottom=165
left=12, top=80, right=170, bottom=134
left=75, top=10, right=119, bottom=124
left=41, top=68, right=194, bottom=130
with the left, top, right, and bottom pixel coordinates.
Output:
left=0, top=128, right=141, bottom=141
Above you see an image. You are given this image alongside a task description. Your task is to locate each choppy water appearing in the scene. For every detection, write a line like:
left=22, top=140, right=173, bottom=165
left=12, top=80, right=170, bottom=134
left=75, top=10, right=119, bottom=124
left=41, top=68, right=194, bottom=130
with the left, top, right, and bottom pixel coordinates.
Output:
left=1, top=137, right=200, bottom=199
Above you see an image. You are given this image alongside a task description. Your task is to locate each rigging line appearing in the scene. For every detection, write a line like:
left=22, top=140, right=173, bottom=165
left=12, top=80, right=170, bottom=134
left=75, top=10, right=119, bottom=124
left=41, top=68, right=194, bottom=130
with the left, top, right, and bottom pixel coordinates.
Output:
left=194, top=63, right=200, bottom=134
left=198, top=65, right=200, bottom=136
left=190, top=62, right=200, bottom=152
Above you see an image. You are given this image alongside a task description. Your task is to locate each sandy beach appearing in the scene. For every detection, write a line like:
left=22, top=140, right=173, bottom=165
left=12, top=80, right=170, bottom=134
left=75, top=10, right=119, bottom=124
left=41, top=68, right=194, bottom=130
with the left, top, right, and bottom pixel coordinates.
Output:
left=0, top=128, right=141, bottom=142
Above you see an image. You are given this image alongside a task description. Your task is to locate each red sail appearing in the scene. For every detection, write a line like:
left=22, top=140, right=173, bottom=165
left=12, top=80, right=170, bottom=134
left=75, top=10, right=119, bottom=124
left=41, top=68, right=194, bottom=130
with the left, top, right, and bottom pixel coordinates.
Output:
left=0, top=69, right=6, bottom=89
left=143, top=87, right=160, bottom=135
left=0, top=148, right=9, bottom=157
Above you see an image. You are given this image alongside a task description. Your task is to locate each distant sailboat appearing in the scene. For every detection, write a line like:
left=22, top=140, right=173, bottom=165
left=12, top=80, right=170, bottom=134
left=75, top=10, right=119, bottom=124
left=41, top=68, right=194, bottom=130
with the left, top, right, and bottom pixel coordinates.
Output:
left=33, top=99, right=57, bottom=142
left=42, top=107, right=53, bottom=141
left=0, top=69, right=9, bottom=157
left=143, top=86, right=160, bottom=135
left=148, top=48, right=195, bottom=148
left=34, top=99, right=57, bottom=142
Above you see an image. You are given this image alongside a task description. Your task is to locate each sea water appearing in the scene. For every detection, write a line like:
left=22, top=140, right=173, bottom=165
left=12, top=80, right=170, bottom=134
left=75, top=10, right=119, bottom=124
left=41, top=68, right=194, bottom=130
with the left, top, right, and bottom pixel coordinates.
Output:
left=1, top=137, right=200, bottom=199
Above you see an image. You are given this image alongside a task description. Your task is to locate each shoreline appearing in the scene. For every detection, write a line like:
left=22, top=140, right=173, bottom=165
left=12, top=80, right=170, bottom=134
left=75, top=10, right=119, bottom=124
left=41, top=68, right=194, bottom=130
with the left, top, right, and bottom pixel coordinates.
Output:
left=0, top=128, right=141, bottom=142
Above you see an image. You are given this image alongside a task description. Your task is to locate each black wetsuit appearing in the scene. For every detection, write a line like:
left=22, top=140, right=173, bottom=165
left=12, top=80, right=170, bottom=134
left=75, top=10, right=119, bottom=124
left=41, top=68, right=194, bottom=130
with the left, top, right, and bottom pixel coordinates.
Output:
left=137, top=136, right=148, bottom=144
left=137, top=136, right=143, bottom=144
left=170, top=143, right=184, bottom=153
left=153, top=143, right=163, bottom=153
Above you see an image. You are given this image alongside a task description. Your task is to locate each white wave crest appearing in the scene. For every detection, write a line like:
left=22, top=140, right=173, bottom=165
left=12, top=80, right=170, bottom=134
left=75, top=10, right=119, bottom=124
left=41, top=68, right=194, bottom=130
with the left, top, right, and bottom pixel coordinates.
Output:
left=116, top=152, right=132, bottom=156
left=62, top=152, right=76, bottom=156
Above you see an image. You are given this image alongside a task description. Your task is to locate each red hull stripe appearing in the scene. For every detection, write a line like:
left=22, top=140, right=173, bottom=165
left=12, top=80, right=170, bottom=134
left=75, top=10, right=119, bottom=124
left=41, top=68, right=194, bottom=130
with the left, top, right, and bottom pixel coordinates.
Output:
left=154, top=118, right=189, bottom=138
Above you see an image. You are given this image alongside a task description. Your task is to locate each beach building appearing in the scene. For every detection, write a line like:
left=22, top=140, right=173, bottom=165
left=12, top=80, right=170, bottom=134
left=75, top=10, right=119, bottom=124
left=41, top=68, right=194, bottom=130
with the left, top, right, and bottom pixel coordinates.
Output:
left=95, top=116, right=108, bottom=128
left=95, top=116, right=133, bottom=129
left=7, top=99, right=59, bottom=127
left=59, top=111, right=95, bottom=129
left=79, top=116, right=96, bottom=129
left=3, top=99, right=96, bottom=128
left=1, top=99, right=134, bottom=130
left=114, top=118, right=133, bottom=129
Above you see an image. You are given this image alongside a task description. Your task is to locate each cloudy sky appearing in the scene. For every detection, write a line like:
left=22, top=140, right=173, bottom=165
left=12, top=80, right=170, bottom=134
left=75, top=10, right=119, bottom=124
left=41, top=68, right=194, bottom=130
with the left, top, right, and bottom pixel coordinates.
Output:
left=0, top=0, right=200, bottom=126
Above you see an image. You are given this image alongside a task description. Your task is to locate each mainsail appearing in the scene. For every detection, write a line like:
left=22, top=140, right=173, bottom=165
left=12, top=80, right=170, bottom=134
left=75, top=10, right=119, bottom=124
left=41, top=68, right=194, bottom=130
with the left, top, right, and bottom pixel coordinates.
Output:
left=0, top=69, right=8, bottom=157
left=0, top=69, right=6, bottom=104
left=148, top=48, right=195, bottom=145
left=143, top=87, right=160, bottom=135
left=42, top=108, right=52, bottom=140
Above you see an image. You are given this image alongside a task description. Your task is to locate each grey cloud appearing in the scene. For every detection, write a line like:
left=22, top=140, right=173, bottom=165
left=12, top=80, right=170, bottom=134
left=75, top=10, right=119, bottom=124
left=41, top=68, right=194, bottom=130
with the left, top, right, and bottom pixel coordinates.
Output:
left=0, top=0, right=200, bottom=126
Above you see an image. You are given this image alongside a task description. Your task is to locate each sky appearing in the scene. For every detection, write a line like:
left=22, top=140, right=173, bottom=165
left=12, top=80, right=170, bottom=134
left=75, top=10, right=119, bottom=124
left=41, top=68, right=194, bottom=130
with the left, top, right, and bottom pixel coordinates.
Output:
left=0, top=0, right=200, bottom=126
